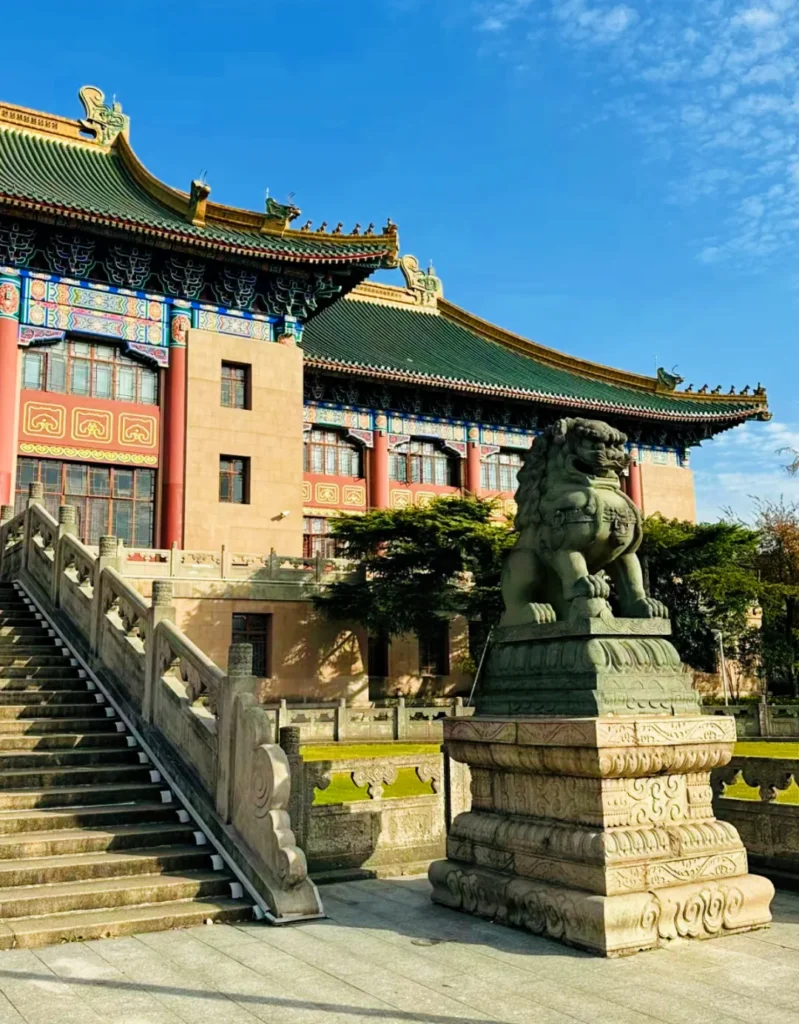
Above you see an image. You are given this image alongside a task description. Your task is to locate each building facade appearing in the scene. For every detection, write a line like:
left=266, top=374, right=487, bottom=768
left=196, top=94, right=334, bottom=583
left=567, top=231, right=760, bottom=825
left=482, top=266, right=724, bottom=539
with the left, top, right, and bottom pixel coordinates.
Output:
left=0, top=89, right=771, bottom=698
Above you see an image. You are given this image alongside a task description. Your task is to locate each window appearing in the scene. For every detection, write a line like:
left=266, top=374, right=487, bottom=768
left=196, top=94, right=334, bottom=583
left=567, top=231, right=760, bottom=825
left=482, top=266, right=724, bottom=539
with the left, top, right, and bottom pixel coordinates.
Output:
left=389, top=439, right=458, bottom=486
left=219, top=456, right=249, bottom=504
left=303, top=516, right=343, bottom=558
left=14, top=458, right=155, bottom=547
left=418, top=621, right=450, bottom=677
left=221, top=362, right=250, bottom=409
left=303, top=428, right=361, bottom=477
left=481, top=449, right=524, bottom=492
left=21, top=340, right=159, bottom=405
left=232, top=613, right=271, bottom=677
left=367, top=634, right=390, bottom=680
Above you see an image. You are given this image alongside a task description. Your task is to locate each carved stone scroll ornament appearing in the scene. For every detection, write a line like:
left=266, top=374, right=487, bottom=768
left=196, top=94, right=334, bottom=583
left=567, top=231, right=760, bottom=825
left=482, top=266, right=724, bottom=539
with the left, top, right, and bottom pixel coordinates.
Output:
left=230, top=695, right=321, bottom=916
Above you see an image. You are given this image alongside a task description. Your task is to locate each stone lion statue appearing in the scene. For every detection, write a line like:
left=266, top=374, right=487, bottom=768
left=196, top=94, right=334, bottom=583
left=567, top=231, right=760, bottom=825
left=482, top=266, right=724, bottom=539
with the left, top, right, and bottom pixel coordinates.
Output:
left=500, top=417, right=668, bottom=626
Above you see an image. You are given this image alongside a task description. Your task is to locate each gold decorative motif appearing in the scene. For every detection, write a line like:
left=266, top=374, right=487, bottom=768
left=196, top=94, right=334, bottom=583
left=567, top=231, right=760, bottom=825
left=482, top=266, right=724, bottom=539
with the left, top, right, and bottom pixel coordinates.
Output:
left=415, top=491, right=436, bottom=507
left=118, top=413, right=157, bottom=448
left=19, top=443, right=156, bottom=466
left=390, top=489, right=412, bottom=509
left=23, top=402, right=65, bottom=438
left=315, top=483, right=339, bottom=505
left=72, top=408, right=112, bottom=444
left=342, top=485, right=366, bottom=506
left=399, top=254, right=443, bottom=307
left=301, top=481, right=312, bottom=502
left=504, top=499, right=517, bottom=518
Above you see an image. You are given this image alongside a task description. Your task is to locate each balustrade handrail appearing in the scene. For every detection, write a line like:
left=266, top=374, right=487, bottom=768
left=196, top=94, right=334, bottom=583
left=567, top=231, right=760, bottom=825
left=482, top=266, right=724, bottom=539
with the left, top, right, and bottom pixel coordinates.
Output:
left=157, top=617, right=227, bottom=687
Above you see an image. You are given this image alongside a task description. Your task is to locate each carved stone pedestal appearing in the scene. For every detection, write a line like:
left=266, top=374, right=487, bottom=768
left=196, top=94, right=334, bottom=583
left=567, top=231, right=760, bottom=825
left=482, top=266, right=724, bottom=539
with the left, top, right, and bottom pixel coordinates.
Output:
left=429, top=712, right=774, bottom=956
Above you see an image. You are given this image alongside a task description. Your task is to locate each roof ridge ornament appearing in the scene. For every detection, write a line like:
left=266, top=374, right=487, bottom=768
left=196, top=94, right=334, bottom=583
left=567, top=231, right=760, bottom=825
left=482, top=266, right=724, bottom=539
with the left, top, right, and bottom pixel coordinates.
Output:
left=262, top=195, right=301, bottom=233
left=655, top=366, right=684, bottom=392
left=399, top=254, right=443, bottom=308
left=78, top=86, right=129, bottom=145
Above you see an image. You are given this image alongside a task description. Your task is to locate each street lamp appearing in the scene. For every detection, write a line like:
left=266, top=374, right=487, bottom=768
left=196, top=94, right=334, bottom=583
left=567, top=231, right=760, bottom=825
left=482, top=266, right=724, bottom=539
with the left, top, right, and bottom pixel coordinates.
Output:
left=711, top=629, right=729, bottom=707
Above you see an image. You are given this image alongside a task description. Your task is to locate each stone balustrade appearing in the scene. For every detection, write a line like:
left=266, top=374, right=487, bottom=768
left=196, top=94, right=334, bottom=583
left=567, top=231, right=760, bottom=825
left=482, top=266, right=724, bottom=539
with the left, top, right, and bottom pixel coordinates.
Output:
left=0, top=489, right=322, bottom=921
left=261, top=696, right=473, bottom=745
left=279, top=726, right=471, bottom=880
left=703, top=703, right=799, bottom=738
left=713, top=755, right=799, bottom=887
left=120, top=543, right=355, bottom=584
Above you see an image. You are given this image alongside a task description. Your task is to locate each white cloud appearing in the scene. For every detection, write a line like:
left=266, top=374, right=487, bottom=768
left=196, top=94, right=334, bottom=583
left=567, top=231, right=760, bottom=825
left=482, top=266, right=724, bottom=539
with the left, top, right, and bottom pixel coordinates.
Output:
left=470, top=0, right=799, bottom=270
left=732, top=7, right=779, bottom=30
left=693, top=420, right=799, bottom=521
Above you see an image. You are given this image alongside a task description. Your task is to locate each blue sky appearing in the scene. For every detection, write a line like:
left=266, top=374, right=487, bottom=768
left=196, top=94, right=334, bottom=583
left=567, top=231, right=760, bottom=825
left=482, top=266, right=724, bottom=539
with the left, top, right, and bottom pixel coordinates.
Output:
left=2, top=0, right=796, bottom=522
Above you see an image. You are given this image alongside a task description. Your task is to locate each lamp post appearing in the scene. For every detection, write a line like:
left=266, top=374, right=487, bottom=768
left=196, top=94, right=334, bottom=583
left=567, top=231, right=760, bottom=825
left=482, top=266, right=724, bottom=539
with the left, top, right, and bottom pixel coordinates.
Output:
left=712, top=629, right=729, bottom=707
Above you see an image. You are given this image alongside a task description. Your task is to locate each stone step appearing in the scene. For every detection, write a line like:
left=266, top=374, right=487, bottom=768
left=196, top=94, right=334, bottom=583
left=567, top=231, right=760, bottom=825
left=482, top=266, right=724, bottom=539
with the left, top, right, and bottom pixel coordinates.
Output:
left=0, top=897, right=253, bottom=950
left=0, top=844, right=213, bottom=888
left=0, top=717, right=120, bottom=735
left=0, top=821, right=200, bottom=860
left=0, top=782, right=167, bottom=810
left=0, top=654, right=75, bottom=667
left=0, top=638, right=57, bottom=649
left=0, top=870, right=234, bottom=919
left=0, top=731, right=132, bottom=750
left=0, top=747, right=142, bottom=770
left=0, top=665, right=81, bottom=679
left=0, top=677, right=89, bottom=692
left=0, top=763, right=155, bottom=791
left=0, top=627, right=53, bottom=638
left=0, top=703, right=112, bottom=719
left=0, top=691, right=99, bottom=706
left=0, top=801, right=180, bottom=835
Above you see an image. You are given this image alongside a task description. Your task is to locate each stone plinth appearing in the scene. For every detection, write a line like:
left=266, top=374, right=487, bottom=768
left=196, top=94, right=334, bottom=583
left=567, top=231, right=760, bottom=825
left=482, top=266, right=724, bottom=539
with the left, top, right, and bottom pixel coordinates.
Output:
left=429, top=711, right=774, bottom=955
left=478, top=613, right=701, bottom=718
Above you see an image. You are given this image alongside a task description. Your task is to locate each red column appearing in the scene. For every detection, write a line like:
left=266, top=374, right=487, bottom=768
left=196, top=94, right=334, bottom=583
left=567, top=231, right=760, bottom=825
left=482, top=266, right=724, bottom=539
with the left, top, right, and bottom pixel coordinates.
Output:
left=465, top=441, right=481, bottom=496
left=0, top=271, right=21, bottom=507
left=161, top=309, right=190, bottom=548
left=370, top=417, right=389, bottom=509
left=628, top=458, right=643, bottom=511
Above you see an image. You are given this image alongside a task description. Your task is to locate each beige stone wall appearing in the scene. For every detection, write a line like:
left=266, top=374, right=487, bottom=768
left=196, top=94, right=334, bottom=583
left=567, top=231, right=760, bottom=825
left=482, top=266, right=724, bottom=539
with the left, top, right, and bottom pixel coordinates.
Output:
left=641, top=463, right=696, bottom=523
left=184, top=329, right=304, bottom=554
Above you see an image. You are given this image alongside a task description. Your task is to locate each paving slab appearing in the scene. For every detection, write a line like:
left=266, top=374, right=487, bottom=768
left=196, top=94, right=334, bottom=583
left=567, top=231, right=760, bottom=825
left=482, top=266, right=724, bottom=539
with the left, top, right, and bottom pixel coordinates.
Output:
left=0, top=878, right=795, bottom=1024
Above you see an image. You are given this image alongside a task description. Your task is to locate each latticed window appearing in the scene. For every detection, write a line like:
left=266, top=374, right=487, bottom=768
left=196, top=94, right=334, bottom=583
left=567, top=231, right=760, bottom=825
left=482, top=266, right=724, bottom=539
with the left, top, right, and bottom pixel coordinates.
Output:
left=481, top=449, right=524, bottom=492
left=303, top=428, right=362, bottom=477
left=14, top=458, right=155, bottom=547
left=220, top=362, right=250, bottom=409
left=389, top=439, right=458, bottom=486
left=303, top=516, right=343, bottom=558
left=418, top=620, right=450, bottom=676
left=232, top=613, right=271, bottom=677
left=219, top=456, right=249, bottom=504
left=22, top=339, right=158, bottom=405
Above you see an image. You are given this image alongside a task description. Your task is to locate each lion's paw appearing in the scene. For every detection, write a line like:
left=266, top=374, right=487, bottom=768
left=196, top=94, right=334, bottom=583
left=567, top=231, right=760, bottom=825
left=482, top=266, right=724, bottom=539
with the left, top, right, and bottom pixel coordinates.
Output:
left=574, top=574, right=611, bottom=600
left=627, top=597, right=669, bottom=619
left=530, top=603, right=557, bottom=624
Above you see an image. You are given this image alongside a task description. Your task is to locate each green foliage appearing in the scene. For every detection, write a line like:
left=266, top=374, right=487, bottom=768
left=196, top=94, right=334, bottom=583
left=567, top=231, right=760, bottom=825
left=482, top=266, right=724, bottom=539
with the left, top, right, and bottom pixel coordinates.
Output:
left=313, top=496, right=515, bottom=643
left=640, top=516, right=761, bottom=674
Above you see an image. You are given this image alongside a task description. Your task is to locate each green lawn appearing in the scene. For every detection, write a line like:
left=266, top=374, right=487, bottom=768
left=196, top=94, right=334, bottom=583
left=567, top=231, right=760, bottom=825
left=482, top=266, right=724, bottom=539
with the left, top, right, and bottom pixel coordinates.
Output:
left=301, top=742, right=441, bottom=806
left=734, top=741, right=799, bottom=759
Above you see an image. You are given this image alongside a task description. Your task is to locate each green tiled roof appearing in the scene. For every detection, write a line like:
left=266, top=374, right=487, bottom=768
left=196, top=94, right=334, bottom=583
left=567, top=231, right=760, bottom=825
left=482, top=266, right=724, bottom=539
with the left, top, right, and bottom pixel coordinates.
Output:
left=303, top=297, right=766, bottom=422
left=0, top=126, right=395, bottom=265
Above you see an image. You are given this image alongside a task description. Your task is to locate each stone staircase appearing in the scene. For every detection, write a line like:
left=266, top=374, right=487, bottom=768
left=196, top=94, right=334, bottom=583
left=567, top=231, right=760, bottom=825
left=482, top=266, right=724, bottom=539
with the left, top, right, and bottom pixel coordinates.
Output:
left=0, top=581, right=256, bottom=948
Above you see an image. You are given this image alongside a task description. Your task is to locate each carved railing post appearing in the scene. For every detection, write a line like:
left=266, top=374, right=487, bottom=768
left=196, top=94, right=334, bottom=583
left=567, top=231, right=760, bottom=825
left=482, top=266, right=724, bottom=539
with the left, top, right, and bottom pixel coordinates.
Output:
left=90, top=536, right=122, bottom=654
left=52, top=504, right=77, bottom=606
left=22, top=483, right=44, bottom=571
left=216, top=642, right=256, bottom=823
left=335, top=698, right=348, bottom=741
left=144, top=580, right=175, bottom=722
left=279, top=725, right=308, bottom=850
left=395, top=695, right=407, bottom=740
left=0, top=505, right=13, bottom=577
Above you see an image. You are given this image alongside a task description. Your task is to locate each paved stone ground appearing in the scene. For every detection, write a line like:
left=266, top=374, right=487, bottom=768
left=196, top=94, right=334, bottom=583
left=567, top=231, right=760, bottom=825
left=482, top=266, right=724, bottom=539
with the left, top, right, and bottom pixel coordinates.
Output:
left=0, top=877, right=796, bottom=1024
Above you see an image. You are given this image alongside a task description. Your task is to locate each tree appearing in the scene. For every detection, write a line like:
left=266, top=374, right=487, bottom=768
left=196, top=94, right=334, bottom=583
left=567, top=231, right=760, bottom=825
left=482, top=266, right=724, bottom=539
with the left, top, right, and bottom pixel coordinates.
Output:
left=750, top=498, right=799, bottom=696
left=640, top=516, right=762, bottom=675
left=313, top=497, right=515, bottom=653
